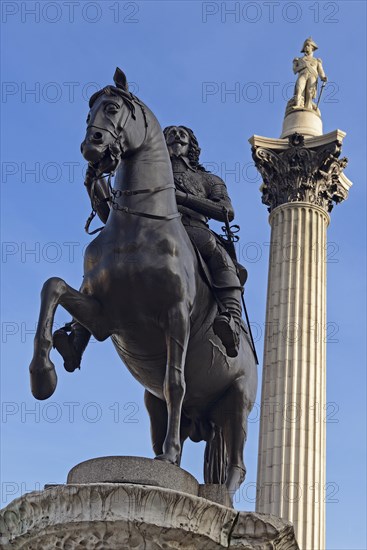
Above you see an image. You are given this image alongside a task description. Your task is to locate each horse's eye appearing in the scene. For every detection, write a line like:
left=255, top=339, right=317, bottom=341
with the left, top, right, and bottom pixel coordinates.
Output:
left=105, top=103, right=119, bottom=114
left=86, top=114, right=91, bottom=124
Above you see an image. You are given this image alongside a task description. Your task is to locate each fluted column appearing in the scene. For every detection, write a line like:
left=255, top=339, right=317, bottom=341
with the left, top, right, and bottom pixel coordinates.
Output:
left=257, top=202, right=328, bottom=550
left=249, top=131, right=352, bottom=550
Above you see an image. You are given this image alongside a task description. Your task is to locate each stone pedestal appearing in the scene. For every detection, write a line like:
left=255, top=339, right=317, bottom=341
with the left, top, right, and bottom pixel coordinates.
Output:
left=249, top=131, right=351, bottom=549
left=0, top=457, right=299, bottom=549
left=0, top=484, right=299, bottom=549
left=281, top=108, right=322, bottom=138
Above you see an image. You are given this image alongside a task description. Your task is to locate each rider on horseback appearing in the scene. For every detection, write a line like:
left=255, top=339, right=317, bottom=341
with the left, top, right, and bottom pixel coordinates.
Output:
left=53, top=126, right=244, bottom=369
left=163, top=125, right=244, bottom=357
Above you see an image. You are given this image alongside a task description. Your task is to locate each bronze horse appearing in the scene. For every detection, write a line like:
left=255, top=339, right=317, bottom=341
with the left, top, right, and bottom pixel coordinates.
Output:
left=29, top=68, right=257, bottom=495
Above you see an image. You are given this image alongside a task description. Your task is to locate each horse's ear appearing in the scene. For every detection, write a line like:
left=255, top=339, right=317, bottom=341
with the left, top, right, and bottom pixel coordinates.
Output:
left=113, top=67, right=128, bottom=91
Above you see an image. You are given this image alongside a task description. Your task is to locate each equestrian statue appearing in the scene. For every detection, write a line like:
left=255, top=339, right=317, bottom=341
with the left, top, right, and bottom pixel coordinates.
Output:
left=29, top=68, right=258, bottom=495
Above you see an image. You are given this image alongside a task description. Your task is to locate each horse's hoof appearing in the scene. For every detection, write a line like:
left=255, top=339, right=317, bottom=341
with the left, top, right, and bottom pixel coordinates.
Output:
left=225, top=464, right=246, bottom=495
left=29, top=358, right=57, bottom=400
left=154, top=453, right=180, bottom=466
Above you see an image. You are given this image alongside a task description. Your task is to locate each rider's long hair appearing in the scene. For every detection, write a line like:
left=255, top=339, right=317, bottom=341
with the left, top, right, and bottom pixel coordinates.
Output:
left=163, top=126, right=207, bottom=172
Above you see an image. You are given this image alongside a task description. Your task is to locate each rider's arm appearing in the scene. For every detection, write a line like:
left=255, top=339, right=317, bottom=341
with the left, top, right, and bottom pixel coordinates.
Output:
left=208, top=175, right=235, bottom=221
left=175, top=175, right=235, bottom=222
left=317, top=58, right=328, bottom=81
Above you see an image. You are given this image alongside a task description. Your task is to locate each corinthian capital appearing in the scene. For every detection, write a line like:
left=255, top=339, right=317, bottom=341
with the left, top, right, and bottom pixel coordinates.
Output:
left=249, top=131, right=351, bottom=213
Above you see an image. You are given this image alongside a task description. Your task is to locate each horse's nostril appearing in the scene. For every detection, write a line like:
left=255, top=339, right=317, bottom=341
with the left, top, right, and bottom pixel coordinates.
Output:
left=93, top=132, right=103, bottom=141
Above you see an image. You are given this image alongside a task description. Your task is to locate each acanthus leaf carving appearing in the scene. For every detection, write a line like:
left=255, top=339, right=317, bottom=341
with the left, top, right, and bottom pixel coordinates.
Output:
left=253, top=133, right=349, bottom=213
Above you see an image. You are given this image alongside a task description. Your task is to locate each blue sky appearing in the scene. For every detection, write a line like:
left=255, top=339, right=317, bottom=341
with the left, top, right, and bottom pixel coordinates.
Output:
left=1, top=1, right=366, bottom=548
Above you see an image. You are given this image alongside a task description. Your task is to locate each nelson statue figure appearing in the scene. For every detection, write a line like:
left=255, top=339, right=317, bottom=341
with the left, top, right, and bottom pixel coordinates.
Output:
left=53, top=125, right=247, bottom=369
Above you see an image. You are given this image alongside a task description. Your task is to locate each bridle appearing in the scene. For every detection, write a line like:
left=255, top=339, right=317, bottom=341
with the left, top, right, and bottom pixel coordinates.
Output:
left=84, top=92, right=180, bottom=235
left=86, top=90, right=146, bottom=172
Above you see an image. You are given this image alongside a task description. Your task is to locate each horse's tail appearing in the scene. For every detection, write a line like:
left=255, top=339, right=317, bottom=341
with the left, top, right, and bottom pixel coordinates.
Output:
left=204, top=423, right=228, bottom=484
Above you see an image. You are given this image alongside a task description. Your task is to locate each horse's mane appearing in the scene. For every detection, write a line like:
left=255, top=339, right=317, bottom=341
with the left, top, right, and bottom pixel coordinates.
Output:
left=163, top=126, right=208, bottom=172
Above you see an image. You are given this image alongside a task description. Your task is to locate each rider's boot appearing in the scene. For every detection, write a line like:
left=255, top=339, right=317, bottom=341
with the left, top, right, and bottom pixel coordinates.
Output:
left=53, top=321, right=91, bottom=372
left=213, top=288, right=242, bottom=358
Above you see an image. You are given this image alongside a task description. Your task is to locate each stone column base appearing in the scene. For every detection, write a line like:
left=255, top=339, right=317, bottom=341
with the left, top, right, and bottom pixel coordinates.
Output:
left=281, top=108, right=322, bottom=138
left=0, top=483, right=299, bottom=549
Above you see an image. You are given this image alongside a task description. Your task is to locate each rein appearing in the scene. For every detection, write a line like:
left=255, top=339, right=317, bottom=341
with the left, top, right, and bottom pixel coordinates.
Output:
left=109, top=184, right=181, bottom=221
left=84, top=173, right=112, bottom=235
left=85, top=179, right=181, bottom=234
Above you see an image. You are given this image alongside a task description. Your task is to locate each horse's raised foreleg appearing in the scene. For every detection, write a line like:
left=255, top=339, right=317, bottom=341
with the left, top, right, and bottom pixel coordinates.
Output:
left=30, top=277, right=105, bottom=400
left=155, top=306, right=190, bottom=466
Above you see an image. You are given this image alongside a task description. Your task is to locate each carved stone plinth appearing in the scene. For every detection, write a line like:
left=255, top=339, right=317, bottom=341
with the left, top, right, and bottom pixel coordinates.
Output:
left=249, top=130, right=351, bottom=549
left=65, top=455, right=233, bottom=507
left=281, top=108, right=322, bottom=138
left=67, top=456, right=199, bottom=495
left=0, top=483, right=299, bottom=549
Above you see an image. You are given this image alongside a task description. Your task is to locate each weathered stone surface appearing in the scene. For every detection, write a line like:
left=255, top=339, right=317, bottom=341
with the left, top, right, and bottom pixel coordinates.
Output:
left=199, top=483, right=233, bottom=508
left=0, top=483, right=299, bottom=549
left=230, top=512, right=300, bottom=550
left=67, top=456, right=199, bottom=496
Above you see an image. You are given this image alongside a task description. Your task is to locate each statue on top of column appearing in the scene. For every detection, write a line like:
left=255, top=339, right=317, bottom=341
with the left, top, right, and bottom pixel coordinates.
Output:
left=287, top=37, right=328, bottom=115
